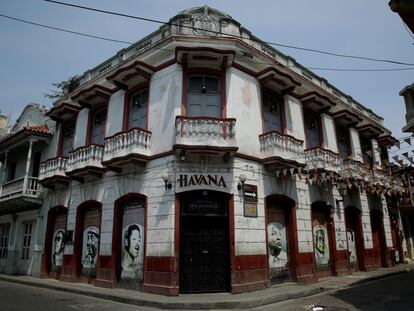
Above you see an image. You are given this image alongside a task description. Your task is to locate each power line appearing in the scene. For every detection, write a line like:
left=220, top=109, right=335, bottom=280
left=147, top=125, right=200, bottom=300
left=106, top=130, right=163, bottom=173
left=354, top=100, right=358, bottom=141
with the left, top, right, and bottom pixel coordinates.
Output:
left=0, top=13, right=133, bottom=45
left=402, top=20, right=414, bottom=41
left=44, top=0, right=414, bottom=67
left=2, top=12, right=414, bottom=73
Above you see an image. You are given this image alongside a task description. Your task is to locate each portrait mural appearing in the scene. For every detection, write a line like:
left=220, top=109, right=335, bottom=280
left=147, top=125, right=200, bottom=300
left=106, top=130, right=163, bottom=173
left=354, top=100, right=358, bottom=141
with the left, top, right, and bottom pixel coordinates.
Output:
left=81, top=226, right=100, bottom=270
left=120, top=200, right=145, bottom=282
left=52, top=229, right=65, bottom=268
left=313, top=224, right=330, bottom=265
left=346, top=229, right=357, bottom=265
left=266, top=205, right=288, bottom=277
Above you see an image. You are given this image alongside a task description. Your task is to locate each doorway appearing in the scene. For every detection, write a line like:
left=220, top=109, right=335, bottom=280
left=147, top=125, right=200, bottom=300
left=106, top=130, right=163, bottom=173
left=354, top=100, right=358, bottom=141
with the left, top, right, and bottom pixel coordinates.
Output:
left=344, top=206, right=365, bottom=271
left=370, top=209, right=387, bottom=267
left=179, top=190, right=230, bottom=293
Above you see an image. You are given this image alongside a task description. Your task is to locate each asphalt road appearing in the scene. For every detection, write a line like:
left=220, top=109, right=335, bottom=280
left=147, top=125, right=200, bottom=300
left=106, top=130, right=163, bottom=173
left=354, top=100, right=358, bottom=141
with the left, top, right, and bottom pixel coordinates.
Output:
left=0, top=281, right=157, bottom=311
left=0, top=271, right=413, bottom=311
left=255, top=270, right=414, bottom=311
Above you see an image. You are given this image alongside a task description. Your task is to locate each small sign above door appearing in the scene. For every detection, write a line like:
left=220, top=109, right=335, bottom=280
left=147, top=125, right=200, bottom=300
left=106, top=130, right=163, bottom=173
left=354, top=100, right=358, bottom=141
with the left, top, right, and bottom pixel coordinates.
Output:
left=175, top=173, right=233, bottom=193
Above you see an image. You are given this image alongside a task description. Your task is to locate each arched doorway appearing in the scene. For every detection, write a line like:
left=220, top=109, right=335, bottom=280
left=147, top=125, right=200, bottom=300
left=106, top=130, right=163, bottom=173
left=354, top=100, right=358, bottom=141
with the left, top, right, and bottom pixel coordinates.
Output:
left=311, top=201, right=336, bottom=277
left=344, top=206, right=365, bottom=271
left=179, top=190, right=230, bottom=293
left=112, top=193, right=146, bottom=289
left=43, top=206, right=68, bottom=278
left=265, top=194, right=297, bottom=284
left=73, top=201, right=102, bottom=282
left=370, top=209, right=387, bottom=268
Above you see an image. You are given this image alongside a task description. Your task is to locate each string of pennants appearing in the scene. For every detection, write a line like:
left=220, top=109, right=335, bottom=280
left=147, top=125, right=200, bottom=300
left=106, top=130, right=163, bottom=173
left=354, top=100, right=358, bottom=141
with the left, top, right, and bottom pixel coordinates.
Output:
left=391, top=136, right=414, bottom=166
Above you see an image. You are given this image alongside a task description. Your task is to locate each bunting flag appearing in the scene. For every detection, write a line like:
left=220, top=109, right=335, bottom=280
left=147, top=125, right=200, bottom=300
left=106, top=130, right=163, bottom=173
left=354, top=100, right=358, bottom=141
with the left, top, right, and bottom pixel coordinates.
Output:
left=275, top=170, right=281, bottom=178
left=365, top=150, right=373, bottom=156
left=392, top=155, right=399, bottom=162
left=395, top=141, right=401, bottom=149
left=404, top=137, right=411, bottom=145
left=298, top=167, right=303, bottom=174
left=282, top=168, right=288, bottom=176
left=402, top=152, right=409, bottom=158
left=289, top=168, right=295, bottom=176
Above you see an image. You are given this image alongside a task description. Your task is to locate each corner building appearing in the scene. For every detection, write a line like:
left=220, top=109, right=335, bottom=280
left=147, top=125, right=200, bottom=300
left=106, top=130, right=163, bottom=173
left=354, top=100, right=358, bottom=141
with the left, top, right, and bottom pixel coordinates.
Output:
left=38, top=6, right=404, bottom=295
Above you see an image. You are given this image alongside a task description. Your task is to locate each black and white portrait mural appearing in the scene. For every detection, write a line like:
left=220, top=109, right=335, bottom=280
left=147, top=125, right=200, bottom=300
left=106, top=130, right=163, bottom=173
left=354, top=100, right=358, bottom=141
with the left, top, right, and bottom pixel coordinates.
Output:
left=346, top=229, right=357, bottom=265
left=52, top=229, right=65, bottom=268
left=81, top=226, right=100, bottom=269
left=120, top=200, right=145, bottom=282
left=267, top=222, right=287, bottom=269
left=313, top=224, right=330, bottom=265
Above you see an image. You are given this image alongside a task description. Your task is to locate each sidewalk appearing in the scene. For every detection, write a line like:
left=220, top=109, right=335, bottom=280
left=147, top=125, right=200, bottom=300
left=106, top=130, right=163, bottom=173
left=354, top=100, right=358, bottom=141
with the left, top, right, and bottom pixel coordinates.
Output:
left=0, top=264, right=412, bottom=310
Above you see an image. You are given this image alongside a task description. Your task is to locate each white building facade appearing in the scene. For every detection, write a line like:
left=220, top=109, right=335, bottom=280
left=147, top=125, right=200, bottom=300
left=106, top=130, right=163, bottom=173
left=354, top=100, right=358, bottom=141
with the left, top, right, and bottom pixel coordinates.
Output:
left=32, top=7, right=404, bottom=295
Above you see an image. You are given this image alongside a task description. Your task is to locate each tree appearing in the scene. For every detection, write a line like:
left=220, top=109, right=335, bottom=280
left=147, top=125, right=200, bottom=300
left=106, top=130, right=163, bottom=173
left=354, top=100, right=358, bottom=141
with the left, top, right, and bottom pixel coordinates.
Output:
left=45, top=75, right=80, bottom=100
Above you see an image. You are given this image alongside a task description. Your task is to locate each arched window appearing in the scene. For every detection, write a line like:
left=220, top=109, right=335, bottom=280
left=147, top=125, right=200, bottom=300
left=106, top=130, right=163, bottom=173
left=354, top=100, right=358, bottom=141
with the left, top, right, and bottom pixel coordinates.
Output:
left=128, top=89, right=148, bottom=129
left=262, top=92, right=282, bottom=132
left=187, top=74, right=221, bottom=118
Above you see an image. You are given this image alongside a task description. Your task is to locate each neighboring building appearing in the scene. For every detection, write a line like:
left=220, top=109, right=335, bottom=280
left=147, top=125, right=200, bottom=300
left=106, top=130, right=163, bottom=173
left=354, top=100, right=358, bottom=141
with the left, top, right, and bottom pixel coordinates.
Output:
left=389, top=0, right=414, bottom=262
left=0, top=114, right=9, bottom=138
left=34, top=6, right=404, bottom=295
left=0, top=104, right=54, bottom=276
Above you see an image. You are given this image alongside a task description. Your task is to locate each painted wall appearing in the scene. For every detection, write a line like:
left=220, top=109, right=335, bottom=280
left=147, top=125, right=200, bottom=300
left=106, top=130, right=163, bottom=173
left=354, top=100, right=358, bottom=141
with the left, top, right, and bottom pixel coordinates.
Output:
left=321, top=114, right=338, bottom=153
left=226, top=67, right=262, bottom=157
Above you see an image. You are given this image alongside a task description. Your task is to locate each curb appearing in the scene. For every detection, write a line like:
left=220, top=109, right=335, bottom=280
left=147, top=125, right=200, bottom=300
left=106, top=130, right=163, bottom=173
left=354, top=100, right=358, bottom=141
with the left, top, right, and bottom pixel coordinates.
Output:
left=0, top=269, right=409, bottom=310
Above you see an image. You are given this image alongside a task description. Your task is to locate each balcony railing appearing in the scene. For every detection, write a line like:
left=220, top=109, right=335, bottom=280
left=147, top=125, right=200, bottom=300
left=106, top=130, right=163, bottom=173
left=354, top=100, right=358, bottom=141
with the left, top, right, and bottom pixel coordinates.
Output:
left=259, top=131, right=305, bottom=164
left=103, top=128, right=151, bottom=164
left=305, top=147, right=342, bottom=172
left=0, top=177, right=43, bottom=200
left=66, top=144, right=104, bottom=174
left=39, top=157, right=68, bottom=182
left=341, top=159, right=368, bottom=180
left=175, top=116, right=237, bottom=149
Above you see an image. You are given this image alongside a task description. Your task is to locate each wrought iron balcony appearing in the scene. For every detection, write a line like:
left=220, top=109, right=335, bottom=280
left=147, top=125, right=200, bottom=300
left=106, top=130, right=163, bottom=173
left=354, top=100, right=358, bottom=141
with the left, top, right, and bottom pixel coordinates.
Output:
left=103, top=128, right=152, bottom=168
left=174, top=116, right=238, bottom=156
left=39, top=156, right=69, bottom=188
left=66, top=144, right=104, bottom=179
left=259, top=131, right=305, bottom=166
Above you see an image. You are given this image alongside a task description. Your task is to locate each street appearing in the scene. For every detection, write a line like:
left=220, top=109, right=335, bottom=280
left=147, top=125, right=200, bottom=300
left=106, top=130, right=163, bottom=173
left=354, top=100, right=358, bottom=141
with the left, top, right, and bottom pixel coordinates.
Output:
left=255, top=271, right=414, bottom=311
left=0, top=272, right=413, bottom=311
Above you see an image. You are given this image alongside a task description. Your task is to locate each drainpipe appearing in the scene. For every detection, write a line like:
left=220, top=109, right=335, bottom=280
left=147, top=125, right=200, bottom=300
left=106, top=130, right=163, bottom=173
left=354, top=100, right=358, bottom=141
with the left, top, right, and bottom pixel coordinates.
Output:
left=23, top=139, right=33, bottom=194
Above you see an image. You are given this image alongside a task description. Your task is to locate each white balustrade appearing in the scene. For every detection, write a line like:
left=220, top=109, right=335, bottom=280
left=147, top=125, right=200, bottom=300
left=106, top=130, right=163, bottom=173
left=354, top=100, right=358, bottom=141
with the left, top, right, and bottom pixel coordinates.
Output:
left=175, top=116, right=237, bottom=148
left=259, top=131, right=305, bottom=164
left=103, top=128, right=151, bottom=163
left=39, top=157, right=68, bottom=181
left=66, top=144, right=104, bottom=173
left=305, top=148, right=342, bottom=173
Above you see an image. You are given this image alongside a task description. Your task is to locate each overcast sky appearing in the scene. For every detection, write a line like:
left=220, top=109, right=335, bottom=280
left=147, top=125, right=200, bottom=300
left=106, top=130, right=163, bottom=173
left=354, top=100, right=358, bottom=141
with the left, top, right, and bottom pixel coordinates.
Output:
left=0, top=0, right=413, bottom=140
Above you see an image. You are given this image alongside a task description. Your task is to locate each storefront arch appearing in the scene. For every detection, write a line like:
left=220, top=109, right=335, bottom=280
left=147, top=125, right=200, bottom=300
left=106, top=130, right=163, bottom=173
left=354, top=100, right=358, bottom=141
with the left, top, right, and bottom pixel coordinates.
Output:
left=72, top=200, right=102, bottom=282
left=265, top=194, right=297, bottom=284
left=112, top=193, right=147, bottom=289
left=311, top=201, right=336, bottom=277
left=344, top=205, right=365, bottom=271
left=42, top=205, right=68, bottom=278
left=178, top=189, right=231, bottom=293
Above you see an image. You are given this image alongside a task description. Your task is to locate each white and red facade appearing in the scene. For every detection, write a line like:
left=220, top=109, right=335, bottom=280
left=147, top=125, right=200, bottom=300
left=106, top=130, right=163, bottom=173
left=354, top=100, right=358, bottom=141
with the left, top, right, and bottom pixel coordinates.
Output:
left=35, top=6, right=404, bottom=295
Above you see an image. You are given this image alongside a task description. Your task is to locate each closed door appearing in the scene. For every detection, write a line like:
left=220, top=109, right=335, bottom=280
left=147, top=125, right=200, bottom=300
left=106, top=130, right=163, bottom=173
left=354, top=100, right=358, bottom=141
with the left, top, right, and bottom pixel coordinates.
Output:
left=91, top=109, right=107, bottom=145
left=128, top=89, right=148, bottom=129
left=20, top=221, right=35, bottom=275
left=304, top=114, right=320, bottom=149
left=263, top=93, right=282, bottom=133
left=187, top=75, right=221, bottom=118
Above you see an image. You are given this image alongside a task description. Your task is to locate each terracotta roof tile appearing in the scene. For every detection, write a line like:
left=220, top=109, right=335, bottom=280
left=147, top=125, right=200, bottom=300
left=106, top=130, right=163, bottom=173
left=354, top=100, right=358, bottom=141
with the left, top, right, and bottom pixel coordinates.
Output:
left=24, top=124, right=50, bottom=134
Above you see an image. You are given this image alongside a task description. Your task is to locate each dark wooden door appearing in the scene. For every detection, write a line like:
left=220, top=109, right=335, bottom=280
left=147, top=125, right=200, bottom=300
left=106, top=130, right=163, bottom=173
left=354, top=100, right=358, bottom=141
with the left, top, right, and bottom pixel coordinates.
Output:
left=180, top=216, right=228, bottom=293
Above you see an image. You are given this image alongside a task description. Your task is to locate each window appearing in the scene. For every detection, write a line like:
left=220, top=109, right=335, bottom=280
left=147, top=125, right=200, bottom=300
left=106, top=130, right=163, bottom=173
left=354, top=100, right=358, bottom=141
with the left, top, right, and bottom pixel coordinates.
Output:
left=128, top=89, right=148, bottom=129
left=32, top=151, right=41, bottom=178
left=90, top=108, right=107, bottom=145
left=360, top=137, right=373, bottom=166
left=60, top=123, right=75, bottom=157
left=304, top=113, right=320, bottom=149
left=262, top=92, right=282, bottom=133
left=187, top=74, right=221, bottom=118
left=336, top=126, right=350, bottom=159
left=21, top=222, right=33, bottom=260
left=0, top=224, right=10, bottom=259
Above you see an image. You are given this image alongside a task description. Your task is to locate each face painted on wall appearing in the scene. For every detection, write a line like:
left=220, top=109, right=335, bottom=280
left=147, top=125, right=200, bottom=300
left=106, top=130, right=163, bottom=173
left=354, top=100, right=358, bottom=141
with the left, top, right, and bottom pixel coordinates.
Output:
left=315, top=228, right=325, bottom=254
left=54, top=230, right=65, bottom=256
left=124, top=225, right=141, bottom=259
left=86, top=231, right=99, bottom=259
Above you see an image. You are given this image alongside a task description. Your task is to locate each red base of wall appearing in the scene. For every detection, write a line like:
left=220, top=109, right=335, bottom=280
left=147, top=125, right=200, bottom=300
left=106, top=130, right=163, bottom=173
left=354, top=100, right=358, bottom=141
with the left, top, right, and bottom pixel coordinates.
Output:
left=95, top=255, right=115, bottom=288
left=142, top=257, right=179, bottom=296
left=231, top=255, right=269, bottom=293
left=335, top=250, right=350, bottom=276
left=295, top=253, right=318, bottom=284
left=59, top=254, right=77, bottom=283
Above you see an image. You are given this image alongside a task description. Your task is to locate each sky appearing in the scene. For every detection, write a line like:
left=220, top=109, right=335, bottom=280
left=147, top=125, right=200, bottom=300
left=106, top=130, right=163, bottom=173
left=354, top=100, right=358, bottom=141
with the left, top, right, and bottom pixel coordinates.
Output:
left=0, top=0, right=413, bottom=141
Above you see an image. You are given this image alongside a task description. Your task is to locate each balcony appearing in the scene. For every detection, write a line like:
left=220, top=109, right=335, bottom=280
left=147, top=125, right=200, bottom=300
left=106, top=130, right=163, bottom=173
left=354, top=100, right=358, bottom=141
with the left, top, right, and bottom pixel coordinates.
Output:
left=340, top=159, right=368, bottom=181
left=305, top=147, right=342, bottom=173
left=39, top=157, right=69, bottom=188
left=174, top=116, right=238, bottom=158
left=102, top=128, right=152, bottom=168
left=0, top=177, right=43, bottom=214
left=66, top=144, right=105, bottom=180
left=259, top=131, right=305, bottom=168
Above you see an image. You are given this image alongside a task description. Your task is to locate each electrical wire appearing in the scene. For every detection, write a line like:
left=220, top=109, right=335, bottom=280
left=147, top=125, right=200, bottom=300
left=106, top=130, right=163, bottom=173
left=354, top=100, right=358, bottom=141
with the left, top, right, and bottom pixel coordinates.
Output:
left=0, top=13, right=133, bottom=45
left=43, top=0, right=414, bottom=67
left=1, top=12, right=414, bottom=73
left=402, top=20, right=414, bottom=41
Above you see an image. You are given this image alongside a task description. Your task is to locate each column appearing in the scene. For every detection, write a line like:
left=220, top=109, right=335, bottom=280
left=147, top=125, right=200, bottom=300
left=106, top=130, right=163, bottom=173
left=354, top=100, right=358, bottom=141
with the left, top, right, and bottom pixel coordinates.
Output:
left=349, top=128, right=362, bottom=162
left=22, top=139, right=33, bottom=194
left=0, top=151, right=8, bottom=196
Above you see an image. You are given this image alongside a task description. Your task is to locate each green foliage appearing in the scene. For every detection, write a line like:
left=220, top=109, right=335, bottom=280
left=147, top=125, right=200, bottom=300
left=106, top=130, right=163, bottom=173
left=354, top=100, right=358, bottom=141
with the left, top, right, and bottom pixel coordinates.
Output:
left=44, top=75, right=80, bottom=100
